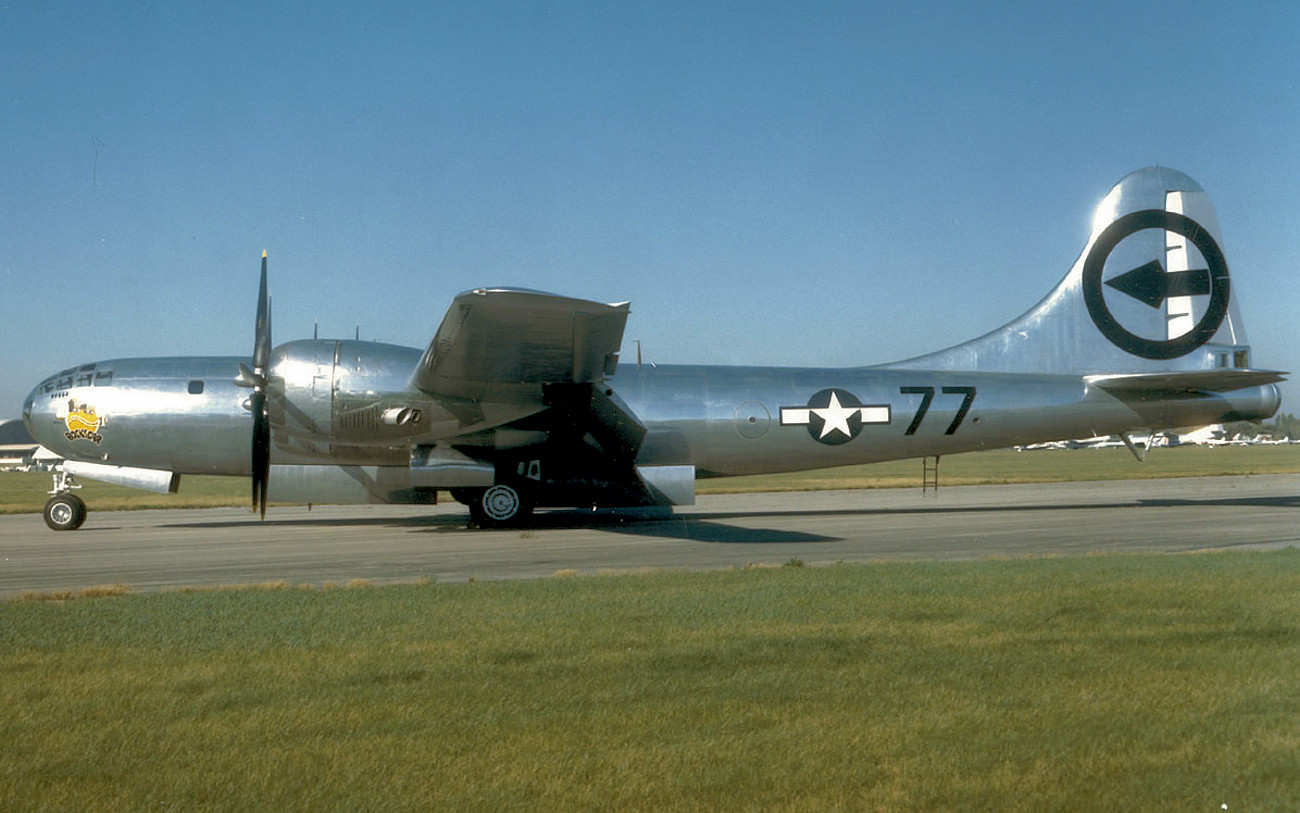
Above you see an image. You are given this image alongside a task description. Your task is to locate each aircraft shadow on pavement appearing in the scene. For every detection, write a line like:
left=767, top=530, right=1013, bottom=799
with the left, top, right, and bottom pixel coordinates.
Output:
left=523, top=513, right=837, bottom=544
left=687, top=492, right=1300, bottom=522
left=1136, top=495, right=1300, bottom=509
left=158, top=510, right=834, bottom=544
left=422, top=511, right=836, bottom=544
left=158, top=514, right=454, bottom=531
left=147, top=491, right=1298, bottom=544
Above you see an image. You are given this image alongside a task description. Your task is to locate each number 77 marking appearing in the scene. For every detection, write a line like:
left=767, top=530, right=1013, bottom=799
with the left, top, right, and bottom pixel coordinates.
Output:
left=899, top=386, right=977, bottom=435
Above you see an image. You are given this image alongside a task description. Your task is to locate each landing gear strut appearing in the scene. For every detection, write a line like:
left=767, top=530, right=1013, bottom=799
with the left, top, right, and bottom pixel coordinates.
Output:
left=44, top=469, right=87, bottom=531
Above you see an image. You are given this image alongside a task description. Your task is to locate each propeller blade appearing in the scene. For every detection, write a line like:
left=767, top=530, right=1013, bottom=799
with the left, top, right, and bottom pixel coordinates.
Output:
left=250, top=251, right=272, bottom=519
left=254, top=250, right=271, bottom=372
left=252, top=389, right=269, bottom=519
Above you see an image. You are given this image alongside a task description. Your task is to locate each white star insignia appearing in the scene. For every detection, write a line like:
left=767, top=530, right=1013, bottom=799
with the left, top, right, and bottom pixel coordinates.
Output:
left=812, top=391, right=856, bottom=439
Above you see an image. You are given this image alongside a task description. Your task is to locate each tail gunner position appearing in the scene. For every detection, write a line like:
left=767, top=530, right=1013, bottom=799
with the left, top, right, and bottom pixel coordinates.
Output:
left=24, top=168, right=1286, bottom=530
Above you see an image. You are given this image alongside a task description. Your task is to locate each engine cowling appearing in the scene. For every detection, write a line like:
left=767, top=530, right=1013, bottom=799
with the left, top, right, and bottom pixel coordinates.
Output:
left=267, top=340, right=453, bottom=462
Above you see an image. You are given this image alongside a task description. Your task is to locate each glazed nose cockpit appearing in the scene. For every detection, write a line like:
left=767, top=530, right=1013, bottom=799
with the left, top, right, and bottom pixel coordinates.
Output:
left=22, top=364, right=114, bottom=458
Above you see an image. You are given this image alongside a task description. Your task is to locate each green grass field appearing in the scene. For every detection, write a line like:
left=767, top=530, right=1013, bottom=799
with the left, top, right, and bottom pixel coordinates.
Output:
left=4, top=448, right=1297, bottom=809
left=2, top=553, right=1298, bottom=811
left=3, top=444, right=1298, bottom=514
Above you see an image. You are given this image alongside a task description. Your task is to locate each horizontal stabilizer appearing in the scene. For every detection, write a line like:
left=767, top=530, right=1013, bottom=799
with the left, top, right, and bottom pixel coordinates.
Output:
left=1087, top=369, right=1287, bottom=394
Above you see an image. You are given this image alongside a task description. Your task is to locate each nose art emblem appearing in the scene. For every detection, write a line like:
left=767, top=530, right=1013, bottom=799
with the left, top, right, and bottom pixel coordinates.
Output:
left=63, top=401, right=105, bottom=444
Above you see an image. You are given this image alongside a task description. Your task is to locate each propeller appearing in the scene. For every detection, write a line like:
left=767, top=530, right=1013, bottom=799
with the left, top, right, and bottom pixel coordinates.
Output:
left=236, top=251, right=272, bottom=518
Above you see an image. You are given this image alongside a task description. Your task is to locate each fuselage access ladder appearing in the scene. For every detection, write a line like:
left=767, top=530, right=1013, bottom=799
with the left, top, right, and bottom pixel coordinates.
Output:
left=922, top=455, right=940, bottom=494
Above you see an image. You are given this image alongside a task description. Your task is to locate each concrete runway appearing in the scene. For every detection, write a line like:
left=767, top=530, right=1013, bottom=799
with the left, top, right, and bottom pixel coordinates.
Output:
left=2, top=475, right=1297, bottom=596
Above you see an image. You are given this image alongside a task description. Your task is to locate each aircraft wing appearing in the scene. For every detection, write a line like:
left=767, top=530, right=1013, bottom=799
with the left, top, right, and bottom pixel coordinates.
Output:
left=1087, top=369, right=1288, bottom=394
left=413, top=288, right=631, bottom=402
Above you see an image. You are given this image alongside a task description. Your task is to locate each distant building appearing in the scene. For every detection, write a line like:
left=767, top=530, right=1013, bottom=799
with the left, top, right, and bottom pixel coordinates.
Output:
left=0, top=419, right=41, bottom=470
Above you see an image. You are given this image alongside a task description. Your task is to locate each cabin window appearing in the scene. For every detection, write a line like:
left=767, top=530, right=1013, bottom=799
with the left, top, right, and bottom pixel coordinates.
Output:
left=1233, top=350, right=1249, bottom=368
left=187, top=380, right=205, bottom=395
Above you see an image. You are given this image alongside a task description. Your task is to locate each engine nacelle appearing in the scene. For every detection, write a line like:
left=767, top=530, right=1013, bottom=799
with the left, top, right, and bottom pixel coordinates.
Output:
left=268, top=340, right=457, bottom=460
left=268, top=447, right=494, bottom=505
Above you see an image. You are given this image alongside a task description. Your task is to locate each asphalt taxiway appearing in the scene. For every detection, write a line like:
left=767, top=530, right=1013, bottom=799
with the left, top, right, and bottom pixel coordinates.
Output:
left=2, top=475, right=1297, bottom=596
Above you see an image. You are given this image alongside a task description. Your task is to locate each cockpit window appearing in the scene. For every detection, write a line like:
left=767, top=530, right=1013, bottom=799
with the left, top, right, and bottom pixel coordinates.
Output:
left=39, top=366, right=101, bottom=394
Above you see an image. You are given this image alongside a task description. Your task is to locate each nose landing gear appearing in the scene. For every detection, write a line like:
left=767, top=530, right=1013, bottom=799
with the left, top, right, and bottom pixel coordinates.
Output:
left=44, top=469, right=87, bottom=531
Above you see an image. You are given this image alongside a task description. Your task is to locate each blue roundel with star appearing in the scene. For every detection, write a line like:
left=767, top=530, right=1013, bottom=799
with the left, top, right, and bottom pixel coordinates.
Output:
left=778, top=388, right=890, bottom=446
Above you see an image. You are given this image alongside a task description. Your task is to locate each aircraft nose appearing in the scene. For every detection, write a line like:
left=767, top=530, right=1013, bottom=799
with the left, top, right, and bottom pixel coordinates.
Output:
left=22, top=380, right=58, bottom=449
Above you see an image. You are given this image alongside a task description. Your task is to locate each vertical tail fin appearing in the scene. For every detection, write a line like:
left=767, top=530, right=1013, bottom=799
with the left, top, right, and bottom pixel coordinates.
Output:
left=884, top=167, right=1256, bottom=375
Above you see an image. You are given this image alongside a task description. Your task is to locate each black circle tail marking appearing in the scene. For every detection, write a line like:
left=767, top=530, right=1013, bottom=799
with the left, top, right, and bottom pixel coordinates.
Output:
left=1082, top=209, right=1229, bottom=360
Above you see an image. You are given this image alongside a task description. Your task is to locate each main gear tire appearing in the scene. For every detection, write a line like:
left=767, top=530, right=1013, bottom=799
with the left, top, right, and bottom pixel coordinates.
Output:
left=467, top=484, right=533, bottom=528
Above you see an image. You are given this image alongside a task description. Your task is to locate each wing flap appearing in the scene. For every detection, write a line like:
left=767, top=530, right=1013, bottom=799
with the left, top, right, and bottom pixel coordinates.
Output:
left=414, top=288, right=630, bottom=402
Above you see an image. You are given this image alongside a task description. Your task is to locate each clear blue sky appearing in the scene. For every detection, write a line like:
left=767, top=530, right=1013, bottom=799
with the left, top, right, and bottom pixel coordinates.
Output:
left=3, top=1, right=1297, bottom=415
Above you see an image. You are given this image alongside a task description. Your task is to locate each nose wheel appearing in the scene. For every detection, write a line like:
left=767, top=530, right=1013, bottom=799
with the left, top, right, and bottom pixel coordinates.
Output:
left=44, top=493, right=88, bottom=531
left=44, top=468, right=88, bottom=531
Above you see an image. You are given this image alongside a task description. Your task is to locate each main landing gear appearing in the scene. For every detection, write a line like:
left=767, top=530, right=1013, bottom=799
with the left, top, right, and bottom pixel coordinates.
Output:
left=44, top=468, right=87, bottom=531
left=453, top=484, right=534, bottom=528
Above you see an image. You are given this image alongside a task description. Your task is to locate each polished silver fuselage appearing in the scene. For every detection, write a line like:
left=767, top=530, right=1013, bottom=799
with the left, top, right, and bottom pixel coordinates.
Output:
left=25, top=342, right=1281, bottom=482
left=613, top=365, right=1278, bottom=476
